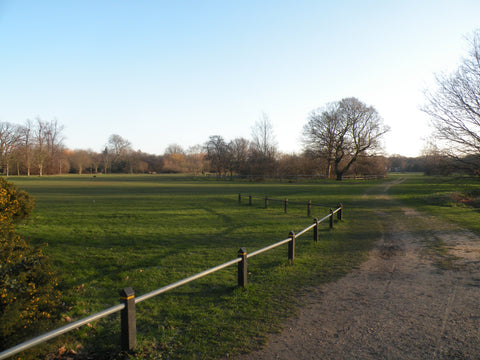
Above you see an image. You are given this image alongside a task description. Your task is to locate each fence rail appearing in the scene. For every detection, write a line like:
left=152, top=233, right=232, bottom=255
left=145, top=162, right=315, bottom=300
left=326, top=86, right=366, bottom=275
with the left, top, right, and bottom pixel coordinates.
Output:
left=238, top=193, right=341, bottom=218
left=0, top=203, right=343, bottom=360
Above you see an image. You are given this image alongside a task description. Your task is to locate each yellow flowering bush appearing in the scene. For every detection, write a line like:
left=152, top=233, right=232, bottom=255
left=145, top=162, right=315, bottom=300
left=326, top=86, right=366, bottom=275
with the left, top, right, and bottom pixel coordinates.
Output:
left=0, top=178, right=62, bottom=350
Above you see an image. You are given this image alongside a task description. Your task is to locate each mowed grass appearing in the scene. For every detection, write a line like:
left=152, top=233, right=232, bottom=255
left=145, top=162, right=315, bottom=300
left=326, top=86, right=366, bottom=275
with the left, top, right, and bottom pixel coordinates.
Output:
left=389, top=173, right=480, bottom=234
left=9, top=174, right=386, bottom=359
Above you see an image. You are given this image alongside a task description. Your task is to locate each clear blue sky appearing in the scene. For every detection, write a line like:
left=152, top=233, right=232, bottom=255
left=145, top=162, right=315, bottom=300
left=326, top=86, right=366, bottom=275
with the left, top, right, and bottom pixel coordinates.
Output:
left=1, top=1, right=479, bottom=157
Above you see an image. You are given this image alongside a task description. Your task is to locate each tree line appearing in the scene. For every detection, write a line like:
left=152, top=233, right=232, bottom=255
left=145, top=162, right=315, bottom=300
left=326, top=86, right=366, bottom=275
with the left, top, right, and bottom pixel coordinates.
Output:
left=0, top=109, right=394, bottom=179
left=0, top=104, right=467, bottom=179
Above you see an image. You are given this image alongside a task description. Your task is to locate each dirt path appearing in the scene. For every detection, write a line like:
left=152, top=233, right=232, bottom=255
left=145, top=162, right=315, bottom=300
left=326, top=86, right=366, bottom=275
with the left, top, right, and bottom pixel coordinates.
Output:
left=234, top=179, right=480, bottom=359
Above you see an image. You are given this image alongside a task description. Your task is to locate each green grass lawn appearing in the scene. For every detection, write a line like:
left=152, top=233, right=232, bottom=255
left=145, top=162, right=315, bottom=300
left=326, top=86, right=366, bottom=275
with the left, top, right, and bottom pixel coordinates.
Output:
left=389, top=172, right=480, bottom=234
left=9, top=174, right=386, bottom=359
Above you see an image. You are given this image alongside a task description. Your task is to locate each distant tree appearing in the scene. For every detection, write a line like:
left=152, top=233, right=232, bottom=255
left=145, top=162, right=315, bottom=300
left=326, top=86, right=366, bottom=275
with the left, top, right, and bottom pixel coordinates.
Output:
left=205, top=135, right=230, bottom=178
left=277, top=153, right=320, bottom=178
left=69, top=149, right=92, bottom=174
left=164, top=144, right=185, bottom=155
left=87, top=149, right=101, bottom=174
left=33, top=118, right=48, bottom=176
left=349, top=155, right=388, bottom=178
left=101, top=147, right=111, bottom=174
left=229, top=138, right=250, bottom=176
left=30, top=118, right=65, bottom=176
left=249, top=113, right=278, bottom=176
left=141, top=153, right=164, bottom=173
left=163, top=144, right=186, bottom=173
left=106, top=134, right=132, bottom=172
left=185, top=145, right=206, bottom=175
left=125, top=150, right=149, bottom=173
left=44, top=119, right=65, bottom=174
left=251, top=113, right=277, bottom=159
left=420, top=139, right=455, bottom=175
left=0, top=122, right=23, bottom=176
left=107, top=134, right=131, bottom=157
left=423, top=29, right=480, bottom=169
left=19, top=120, right=34, bottom=176
left=303, top=97, right=389, bottom=180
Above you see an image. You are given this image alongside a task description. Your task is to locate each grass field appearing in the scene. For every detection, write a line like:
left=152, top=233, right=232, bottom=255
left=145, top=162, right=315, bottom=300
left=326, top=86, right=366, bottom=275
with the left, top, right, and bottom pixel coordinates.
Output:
left=389, top=173, right=480, bottom=234
left=8, top=174, right=390, bottom=359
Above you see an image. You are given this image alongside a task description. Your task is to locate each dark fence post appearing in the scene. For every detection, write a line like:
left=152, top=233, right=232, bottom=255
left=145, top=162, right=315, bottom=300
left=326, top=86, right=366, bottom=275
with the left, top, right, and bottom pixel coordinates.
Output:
left=265, top=196, right=269, bottom=209
left=284, top=198, right=288, bottom=213
left=307, top=200, right=312, bottom=217
left=249, top=194, right=252, bottom=206
left=313, top=218, right=318, bottom=242
left=337, top=203, right=343, bottom=220
left=238, top=247, right=247, bottom=288
left=120, top=287, right=136, bottom=351
left=238, top=194, right=241, bottom=204
left=288, top=231, right=295, bottom=263
left=329, top=208, right=334, bottom=228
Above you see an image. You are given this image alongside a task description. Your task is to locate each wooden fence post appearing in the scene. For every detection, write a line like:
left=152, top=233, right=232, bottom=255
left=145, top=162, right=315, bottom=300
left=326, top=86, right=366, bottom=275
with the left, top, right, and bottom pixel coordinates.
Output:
left=329, top=208, right=334, bottom=228
left=120, top=287, right=136, bottom=351
left=313, top=218, right=318, bottom=242
left=288, top=231, right=295, bottom=263
left=238, top=194, right=241, bottom=204
left=307, top=200, right=312, bottom=217
left=265, top=196, right=269, bottom=209
left=249, top=194, right=252, bottom=206
left=337, top=203, right=343, bottom=220
left=284, top=198, right=288, bottom=213
left=237, top=247, right=247, bottom=288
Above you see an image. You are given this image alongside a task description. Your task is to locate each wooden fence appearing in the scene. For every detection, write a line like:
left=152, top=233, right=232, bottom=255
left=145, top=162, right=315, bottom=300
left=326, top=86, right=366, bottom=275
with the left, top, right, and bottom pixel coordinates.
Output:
left=0, top=201, right=343, bottom=359
left=238, top=193, right=342, bottom=219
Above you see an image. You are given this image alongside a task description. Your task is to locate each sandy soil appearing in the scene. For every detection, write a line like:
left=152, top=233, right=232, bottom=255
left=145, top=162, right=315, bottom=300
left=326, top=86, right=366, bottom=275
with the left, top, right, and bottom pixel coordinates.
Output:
left=233, top=179, right=480, bottom=359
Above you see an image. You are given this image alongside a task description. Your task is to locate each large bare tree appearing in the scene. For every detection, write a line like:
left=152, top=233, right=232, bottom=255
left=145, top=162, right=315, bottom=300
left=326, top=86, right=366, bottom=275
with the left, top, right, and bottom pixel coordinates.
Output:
left=303, top=97, right=389, bottom=180
left=423, top=29, right=480, bottom=167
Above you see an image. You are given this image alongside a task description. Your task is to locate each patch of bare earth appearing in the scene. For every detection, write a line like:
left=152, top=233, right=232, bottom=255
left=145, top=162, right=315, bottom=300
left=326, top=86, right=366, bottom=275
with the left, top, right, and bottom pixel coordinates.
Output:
left=232, top=180, right=480, bottom=359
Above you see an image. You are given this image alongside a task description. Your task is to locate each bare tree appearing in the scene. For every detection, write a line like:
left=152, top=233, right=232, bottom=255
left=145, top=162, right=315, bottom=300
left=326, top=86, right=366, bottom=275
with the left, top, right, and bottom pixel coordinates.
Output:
left=33, top=118, right=48, bottom=176
left=423, top=29, right=480, bottom=168
left=185, top=145, right=206, bottom=175
left=69, top=150, right=92, bottom=174
left=87, top=149, right=101, bottom=174
left=251, top=113, right=277, bottom=160
left=164, top=144, right=185, bottom=155
left=30, top=118, right=66, bottom=176
left=205, top=135, right=230, bottom=178
left=302, top=102, right=341, bottom=178
left=229, top=137, right=250, bottom=176
left=163, top=144, right=186, bottom=173
left=0, top=122, right=23, bottom=176
left=303, top=97, right=389, bottom=180
left=44, top=119, right=65, bottom=174
left=106, top=134, right=132, bottom=172
left=19, top=120, right=34, bottom=176
left=250, top=113, right=278, bottom=176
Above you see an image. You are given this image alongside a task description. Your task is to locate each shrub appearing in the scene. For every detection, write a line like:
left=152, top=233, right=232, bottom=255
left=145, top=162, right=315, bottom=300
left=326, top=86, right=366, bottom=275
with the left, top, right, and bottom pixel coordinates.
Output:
left=0, top=178, right=61, bottom=350
left=0, top=177, right=35, bottom=221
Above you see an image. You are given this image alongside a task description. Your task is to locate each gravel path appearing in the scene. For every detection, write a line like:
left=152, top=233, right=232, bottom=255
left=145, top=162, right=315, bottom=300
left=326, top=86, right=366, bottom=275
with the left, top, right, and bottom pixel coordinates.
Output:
left=233, top=180, right=480, bottom=359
